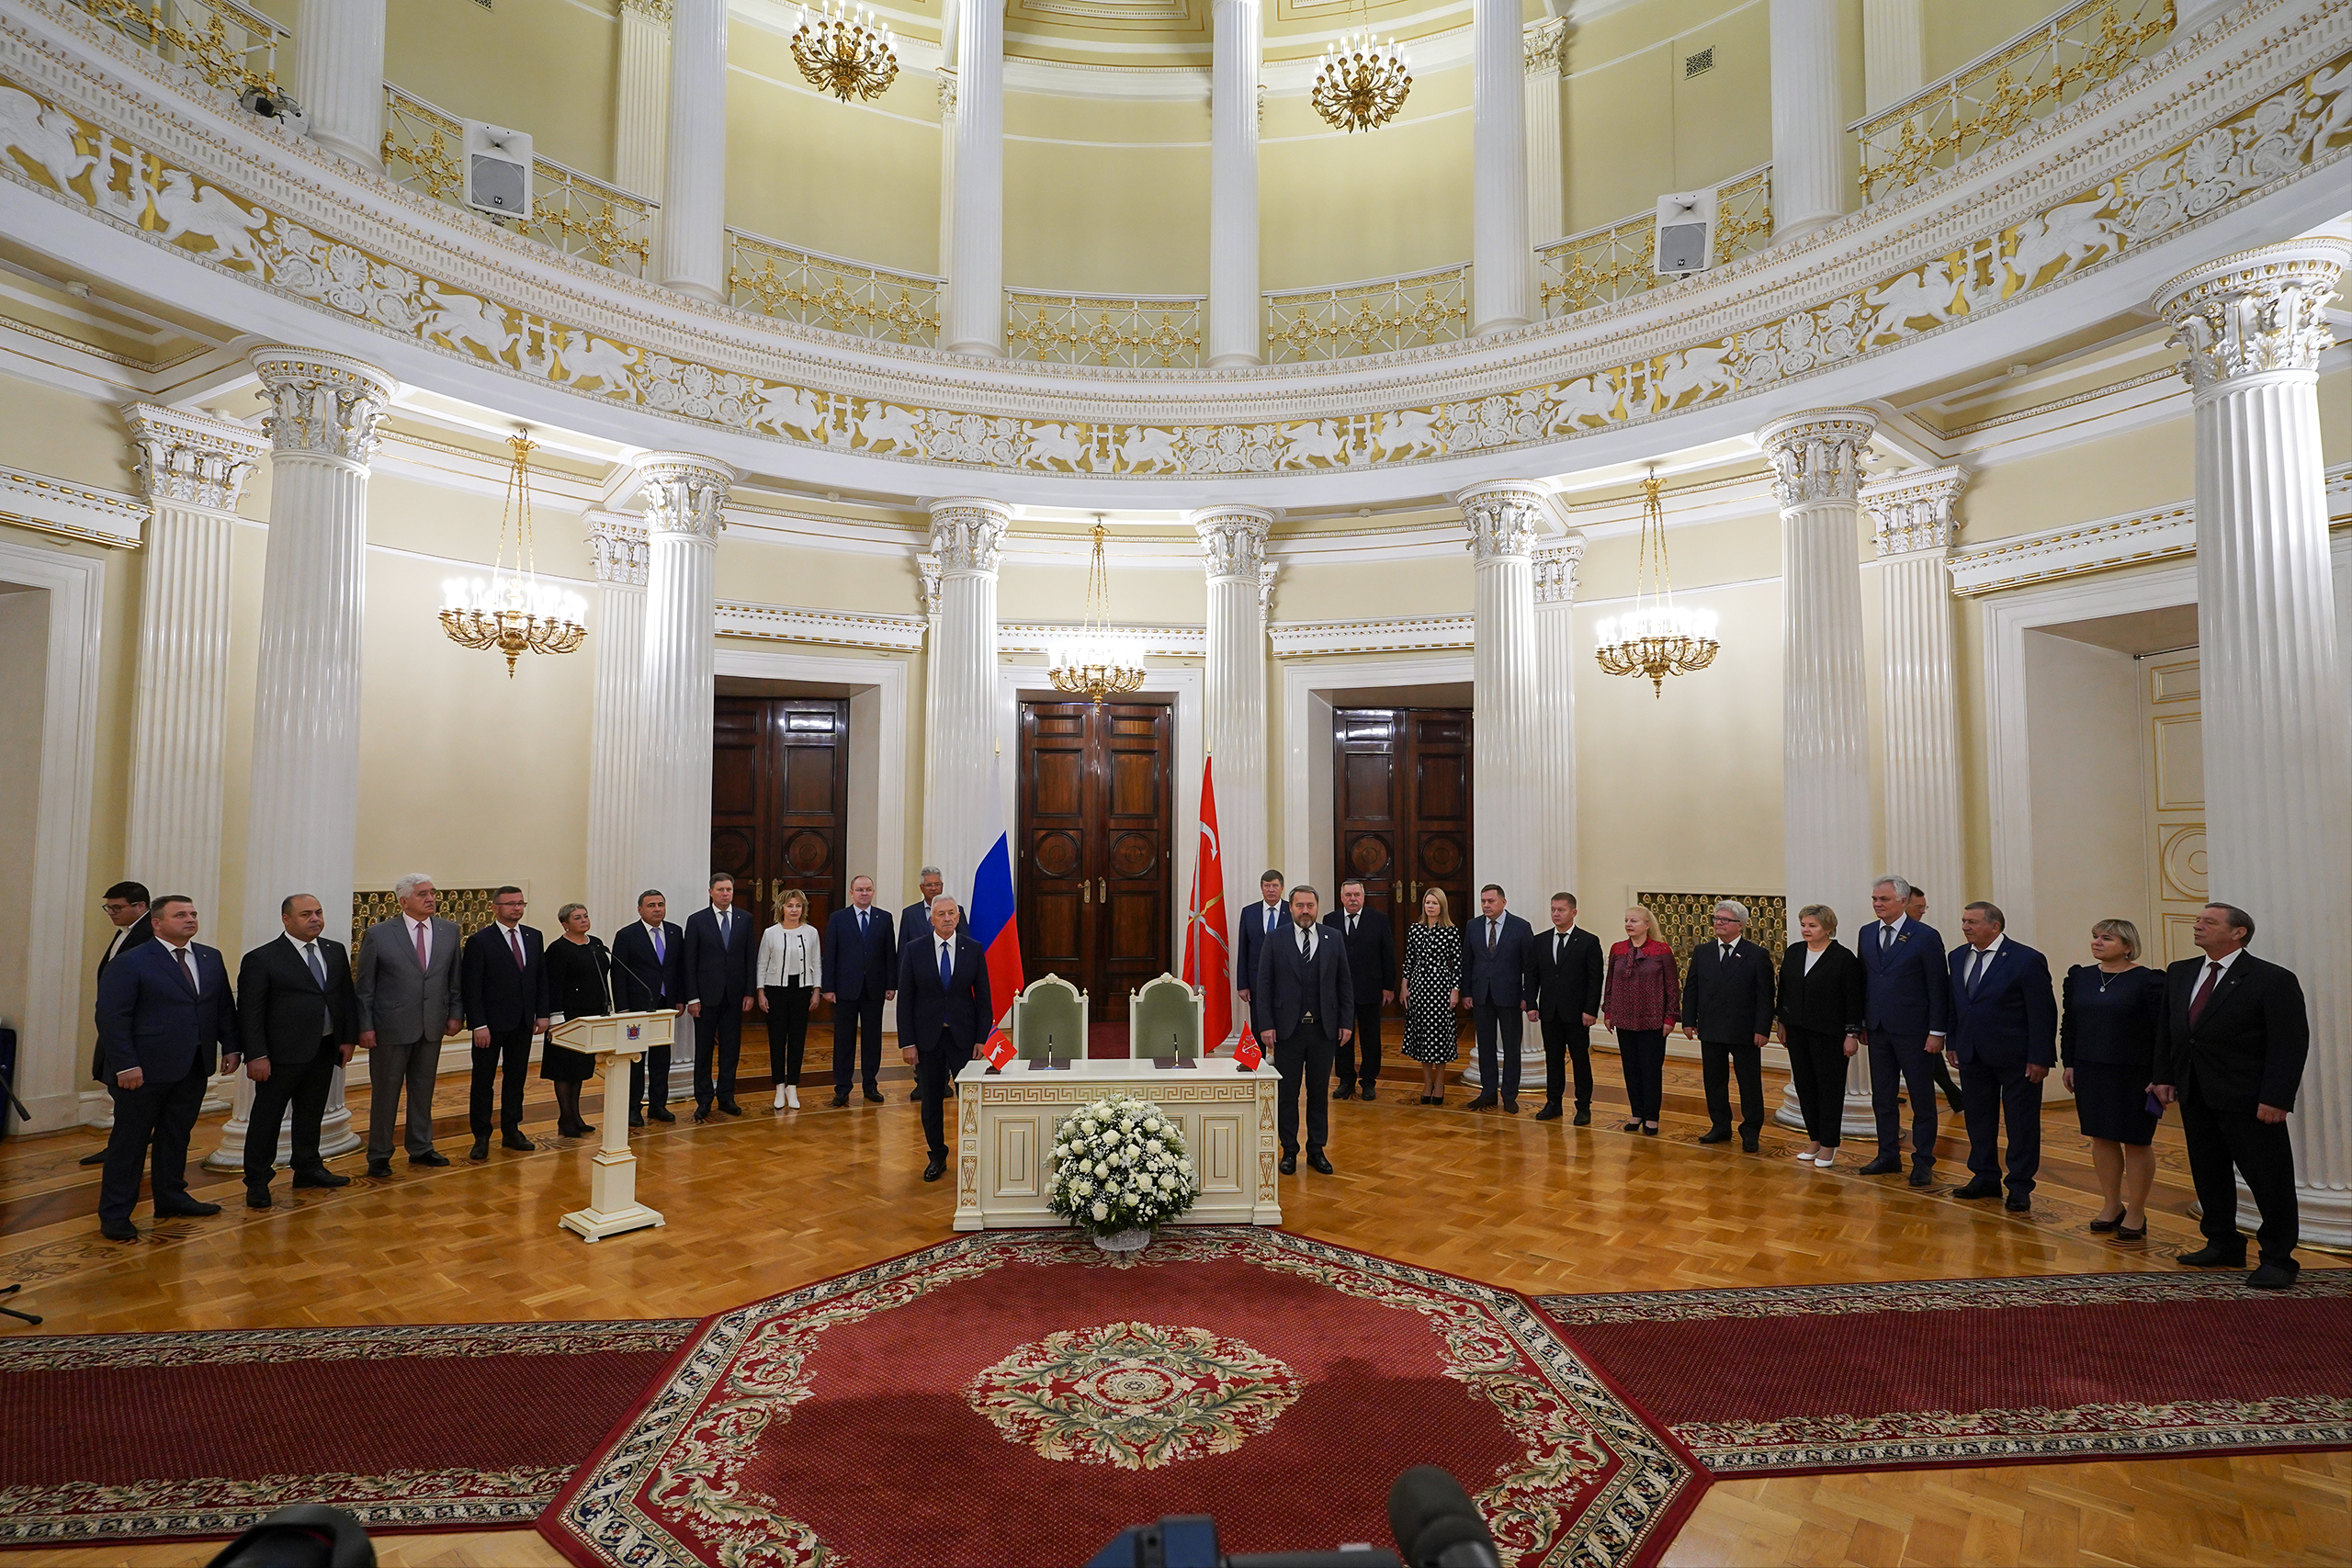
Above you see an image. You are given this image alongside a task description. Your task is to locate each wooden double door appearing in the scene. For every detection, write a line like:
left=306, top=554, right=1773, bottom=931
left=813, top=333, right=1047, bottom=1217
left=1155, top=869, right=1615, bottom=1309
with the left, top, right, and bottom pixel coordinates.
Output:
left=709, top=695, right=851, bottom=940
left=1016, top=700, right=1174, bottom=1023
left=1332, top=707, right=1475, bottom=943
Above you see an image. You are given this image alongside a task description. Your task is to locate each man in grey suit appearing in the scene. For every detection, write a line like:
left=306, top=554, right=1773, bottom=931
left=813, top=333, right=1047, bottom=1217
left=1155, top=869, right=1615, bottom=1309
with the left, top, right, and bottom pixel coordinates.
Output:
left=355, top=872, right=464, bottom=1178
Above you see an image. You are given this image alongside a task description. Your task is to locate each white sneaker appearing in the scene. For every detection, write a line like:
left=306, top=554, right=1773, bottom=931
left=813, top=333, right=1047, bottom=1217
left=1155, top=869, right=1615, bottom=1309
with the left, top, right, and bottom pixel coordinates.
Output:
left=773, top=1085, right=788, bottom=1110
left=786, top=1085, right=800, bottom=1110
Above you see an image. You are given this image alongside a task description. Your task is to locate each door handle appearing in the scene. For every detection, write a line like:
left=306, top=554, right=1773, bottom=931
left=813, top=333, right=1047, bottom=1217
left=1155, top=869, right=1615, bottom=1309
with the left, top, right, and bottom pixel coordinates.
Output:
left=1099, top=877, right=1107, bottom=900
left=1083, top=881, right=1091, bottom=905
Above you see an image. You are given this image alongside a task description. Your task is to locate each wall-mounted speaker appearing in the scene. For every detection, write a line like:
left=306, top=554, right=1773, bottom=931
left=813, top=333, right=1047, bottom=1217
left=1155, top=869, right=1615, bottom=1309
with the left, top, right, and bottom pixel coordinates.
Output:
left=1654, top=188, right=1718, bottom=277
left=462, top=120, right=533, bottom=220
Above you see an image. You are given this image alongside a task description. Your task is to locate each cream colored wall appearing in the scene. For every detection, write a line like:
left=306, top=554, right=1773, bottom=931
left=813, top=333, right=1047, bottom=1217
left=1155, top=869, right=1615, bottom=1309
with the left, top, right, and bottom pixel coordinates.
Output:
left=0, top=587, right=48, bottom=1041
left=1267, top=553, right=1476, bottom=622
left=1922, top=0, right=2074, bottom=85
left=1962, top=418, right=2197, bottom=544
left=1004, top=96, right=1211, bottom=294
left=1261, top=65, right=1475, bottom=288
left=715, top=529, right=926, bottom=612
left=994, top=559, right=1206, bottom=623
left=384, top=0, right=622, bottom=183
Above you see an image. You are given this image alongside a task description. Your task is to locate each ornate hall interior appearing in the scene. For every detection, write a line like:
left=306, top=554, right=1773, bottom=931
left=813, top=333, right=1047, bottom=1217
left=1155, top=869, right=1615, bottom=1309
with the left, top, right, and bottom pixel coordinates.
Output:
left=0, top=0, right=2347, bottom=1562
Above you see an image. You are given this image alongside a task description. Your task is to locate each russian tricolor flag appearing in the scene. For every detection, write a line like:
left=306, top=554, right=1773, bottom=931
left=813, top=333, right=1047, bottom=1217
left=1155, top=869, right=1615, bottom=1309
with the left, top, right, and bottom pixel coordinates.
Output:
left=969, top=754, right=1024, bottom=1028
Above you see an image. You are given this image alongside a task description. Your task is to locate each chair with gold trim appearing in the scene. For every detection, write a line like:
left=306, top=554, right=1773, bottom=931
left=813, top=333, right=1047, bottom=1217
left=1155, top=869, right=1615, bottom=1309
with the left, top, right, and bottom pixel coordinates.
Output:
left=1010, top=974, right=1088, bottom=1062
left=1127, top=973, right=1204, bottom=1059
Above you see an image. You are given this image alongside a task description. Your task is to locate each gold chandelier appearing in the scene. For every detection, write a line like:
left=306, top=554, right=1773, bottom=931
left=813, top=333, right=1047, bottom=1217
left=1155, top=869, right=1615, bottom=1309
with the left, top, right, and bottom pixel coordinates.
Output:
left=439, top=433, right=587, bottom=678
left=1047, top=520, right=1147, bottom=705
left=1311, top=12, right=1411, bottom=134
left=1594, top=469, right=1719, bottom=697
left=792, top=0, right=899, bottom=104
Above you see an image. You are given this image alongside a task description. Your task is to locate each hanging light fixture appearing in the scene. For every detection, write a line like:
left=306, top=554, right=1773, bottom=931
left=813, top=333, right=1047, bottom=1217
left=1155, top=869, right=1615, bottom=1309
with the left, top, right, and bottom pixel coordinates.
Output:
left=1593, top=468, right=1719, bottom=697
left=1311, top=4, right=1411, bottom=134
left=1047, top=519, right=1147, bottom=705
left=792, top=0, right=899, bottom=104
left=440, top=432, right=587, bottom=678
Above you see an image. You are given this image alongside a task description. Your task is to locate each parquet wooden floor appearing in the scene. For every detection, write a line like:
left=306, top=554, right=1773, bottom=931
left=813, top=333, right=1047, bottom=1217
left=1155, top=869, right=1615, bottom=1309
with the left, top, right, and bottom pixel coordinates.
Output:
left=4, top=1038, right=2343, bottom=1566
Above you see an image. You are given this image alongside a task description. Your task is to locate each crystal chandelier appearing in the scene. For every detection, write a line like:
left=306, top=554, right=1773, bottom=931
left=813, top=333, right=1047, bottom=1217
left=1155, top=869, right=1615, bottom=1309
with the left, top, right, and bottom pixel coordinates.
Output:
left=1594, top=469, right=1719, bottom=697
left=440, top=433, right=587, bottom=678
left=793, top=0, right=899, bottom=104
left=1311, top=11, right=1411, bottom=134
left=1047, top=520, right=1147, bottom=705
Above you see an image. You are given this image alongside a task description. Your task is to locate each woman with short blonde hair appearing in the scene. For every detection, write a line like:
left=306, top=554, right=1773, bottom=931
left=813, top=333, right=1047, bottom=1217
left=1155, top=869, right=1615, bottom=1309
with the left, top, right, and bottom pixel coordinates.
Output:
left=1603, top=904, right=1680, bottom=1135
left=1400, top=885, right=1462, bottom=1105
left=2063, top=918, right=2164, bottom=1239
left=757, top=888, right=821, bottom=1110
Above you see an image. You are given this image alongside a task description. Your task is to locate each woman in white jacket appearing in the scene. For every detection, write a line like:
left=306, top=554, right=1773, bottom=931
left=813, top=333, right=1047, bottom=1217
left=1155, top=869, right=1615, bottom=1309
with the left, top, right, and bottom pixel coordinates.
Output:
left=756, top=889, right=822, bottom=1109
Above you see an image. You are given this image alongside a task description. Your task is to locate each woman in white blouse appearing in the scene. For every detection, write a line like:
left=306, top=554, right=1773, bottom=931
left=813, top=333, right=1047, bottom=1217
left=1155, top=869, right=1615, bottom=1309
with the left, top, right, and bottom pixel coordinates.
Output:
left=757, top=889, right=822, bottom=1109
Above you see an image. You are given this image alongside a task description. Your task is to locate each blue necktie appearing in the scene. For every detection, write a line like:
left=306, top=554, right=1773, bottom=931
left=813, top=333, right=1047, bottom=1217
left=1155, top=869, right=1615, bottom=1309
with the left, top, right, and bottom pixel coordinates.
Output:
left=1266, top=906, right=1277, bottom=934
left=938, top=940, right=952, bottom=987
left=652, top=926, right=665, bottom=964
left=720, top=910, right=731, bottom=946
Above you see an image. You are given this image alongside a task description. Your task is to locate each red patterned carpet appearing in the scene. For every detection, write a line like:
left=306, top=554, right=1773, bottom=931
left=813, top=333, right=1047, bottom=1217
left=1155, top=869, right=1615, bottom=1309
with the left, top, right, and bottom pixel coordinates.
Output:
left=1537, top=1270, right=2352, bottom=1476
left=541, top=1229, right=1704, bottom=1568
left=0, top=1320, right=694, bottom=1547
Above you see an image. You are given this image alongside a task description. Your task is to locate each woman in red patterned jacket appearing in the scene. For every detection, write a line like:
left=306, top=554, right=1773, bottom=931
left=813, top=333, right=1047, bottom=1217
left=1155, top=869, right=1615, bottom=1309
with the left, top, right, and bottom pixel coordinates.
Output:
left=1604, top=905, right=1681, bottom=1137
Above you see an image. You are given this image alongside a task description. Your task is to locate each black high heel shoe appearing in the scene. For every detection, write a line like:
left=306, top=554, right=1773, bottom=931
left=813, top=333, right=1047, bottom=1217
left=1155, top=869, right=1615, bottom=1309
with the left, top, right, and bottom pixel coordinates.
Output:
left=2115, top=1215, right=2147, bottom=1241
left=2089, top=1212, right=2123, bottom=1233
left=1642, top=1122, right=1660, bottom=1137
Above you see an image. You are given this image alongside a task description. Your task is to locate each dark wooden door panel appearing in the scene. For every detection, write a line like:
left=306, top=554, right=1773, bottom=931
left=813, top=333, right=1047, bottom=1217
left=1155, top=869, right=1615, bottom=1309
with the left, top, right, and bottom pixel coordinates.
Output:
left=1334, top=705, right=1473, bottom=998
left=711, top=696, right=849, bottom=1005
left=1017, top=699, right=1173, bottom=1022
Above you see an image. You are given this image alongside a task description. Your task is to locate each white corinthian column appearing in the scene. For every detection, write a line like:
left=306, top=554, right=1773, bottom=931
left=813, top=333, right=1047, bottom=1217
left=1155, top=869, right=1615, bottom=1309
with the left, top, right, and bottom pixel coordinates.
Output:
left=209, top=347, right=393, bottom=1171
left=1523, top=19, right=1566, bottom=248
left=1530, top=533, right=1586, bottom=901
left=2155, top=242, right=2352, bottom=1248
left=925, top=499, right=1012, bottom=897
left=1867, top=468, right=1965, bottom=927
left=1770, top=0, right=1846, bottom=240
left=1192, top=506, right=1272, bottom=1046
left=945, top=0, right=1004, bottom=355
left=661, top=0, right=728, bottom=302
left=1471, top=0, right=1532, bottom=333
left=1208, top=0, right=1262, bottom=367
left=1761, top=408, right=1880, bottom=1135
left=584, top=509, right=649, bottom=932
left=634, top=456, right=733, bottom=916
left=615, top=0, right=673, bottom=199
left=295, top=0, right=386, bottom=173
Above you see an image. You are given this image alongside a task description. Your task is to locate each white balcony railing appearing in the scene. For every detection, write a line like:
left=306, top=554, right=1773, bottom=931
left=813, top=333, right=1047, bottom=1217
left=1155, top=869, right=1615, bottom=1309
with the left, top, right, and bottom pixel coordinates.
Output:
left=69, top=0, right=288, bottom=97
left=381, top=85, right=656, bottom=276
left=1004, top=290, right=1205, bottom=368
left=1854, top=0, right=2174, bottom=204
left=1536, top=164, right=1773, bottom=320
left=728, top=230, right=942, bottom=346
left=1263, top=264, right=1472, bottom=364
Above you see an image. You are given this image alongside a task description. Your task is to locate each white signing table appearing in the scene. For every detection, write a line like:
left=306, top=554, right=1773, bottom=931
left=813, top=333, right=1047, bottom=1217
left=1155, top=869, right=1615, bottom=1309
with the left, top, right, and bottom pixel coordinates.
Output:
left=545, top=1009, right=675, bottom=1242
left=953, top=1056, right=1283, bottom=1231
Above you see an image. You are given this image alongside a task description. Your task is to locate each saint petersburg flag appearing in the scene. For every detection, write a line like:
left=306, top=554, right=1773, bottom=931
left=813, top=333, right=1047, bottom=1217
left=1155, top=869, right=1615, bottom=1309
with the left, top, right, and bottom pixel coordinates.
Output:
left=970, top=754, right=1024, bottom=1028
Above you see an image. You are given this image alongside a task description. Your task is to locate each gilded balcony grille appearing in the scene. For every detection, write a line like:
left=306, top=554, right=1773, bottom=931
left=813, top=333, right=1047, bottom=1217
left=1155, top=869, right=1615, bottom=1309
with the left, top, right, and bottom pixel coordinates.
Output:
left=1004, top=291, right=1204, bottom=368
left=1537, top=164, right=1773, bottom=320
left=68, top=0, right=288, bottom=97
left=728, top=230, right=942, bottom=346
left=1854, top=0, right=2173, bottom=204
left=1262, top=264, right=1471, bottom=364
left=381, top=85, right=655, bottom=276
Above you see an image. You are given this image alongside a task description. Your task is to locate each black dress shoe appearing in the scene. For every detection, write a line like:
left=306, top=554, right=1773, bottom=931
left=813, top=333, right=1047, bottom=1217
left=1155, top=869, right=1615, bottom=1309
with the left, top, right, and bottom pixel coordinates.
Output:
left=366, top=1157, right=392, bottom=1179
left=79, top=1149, right=107, bottom=1167
left=1623, top=1120, right=1643, bottom=1133
left=1907, top=1167, right=1933, bottom=1187
left=2004, top=1195, right=2031, bottom=1212
left=1952, top=1178, right=2002, bottom=1200
left=908, top=1089, right=920, bottom=1102
left=922, top=1156, right=947, bottom=1182
left=1501, top=1097, right=1519, bottom=1114
left=863, top=1088, right=886, bottom=1104
left=292, top=1167, right=350, bottom=1189
left=1306, top=1149, right=1334, bottom=1174
left=1858, top=1156, right=1903, bottom=1176
left=244, top=1184, right=272, bottom=1210
left=1419, top=1095, right=1434, bottom=1105
left=1572, top=1107, right=1591, bottom=1126
left=469, top=1138, right=490, bottom=1161
left=1279, top=1154, right=1297, bottom=1175
left=2178, top=1243, right=2247, bottom=1268
left=718, top=1100, right=743, bottom=1117
left=692, top=1106, right=713, bottom=1124
left=1333, top=1085, right=1354, bottom=1100
left=1533, top=1104, right=1562, bottom=1122
left=2245, top=1262, right=2298, bottom=1291
left=648, top=1106, right=676, bottom=1122
left=1641, top=1123, right=1659, bottom=1136
left=629, top=1109, right=646, bottom=1128
left=99, top=1218, right=139, bottom=1242
left=830, top=1093, right=850, bottom=1108
left=1698, top=1128, right=1733, bottom=1145
left=1741, top=1133, right=1759, bottom=1153
left=410, top=1149, right=450, bottom=1166
left=502, top=1131, right=535, bottom=1151
left=1465, top=1095, right=1498, bottom=1111
left=1359, top=1088, right=1376, bottom=1102
left=153, top=1198, right=221, bottom=1218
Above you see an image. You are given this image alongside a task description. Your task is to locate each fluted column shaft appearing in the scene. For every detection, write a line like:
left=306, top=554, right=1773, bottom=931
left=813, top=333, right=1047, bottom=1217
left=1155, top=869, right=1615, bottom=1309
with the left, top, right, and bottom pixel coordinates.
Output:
left=1472, top=0, right=1532, bottom=333
left=635, top=457, right=732, bottom=909
left=926, top=500, right=1011, bottom=896
left=1531, top=536, right=1585, bottom=901
left=945, top=0, right=1005, bottom=355
left=2156, top=243, right=2352, bottom=1247
left=585, top=511, right=649, bottom=931
left=1869, top=470, right=1965, bottom=921
left=1770, top=0, right=1846, bottom=239
left=1861, top=0, right=1925, bottom=113
left=1764, top=409, right=1879, bottom=1134
left=121, top=405, right=266, bottom=927
left=1460, top=485, right=1545, bottom=897
left=936, top=71, right=958, bottom=278
left=1524, top=22, right=1566, bottom=248
left=294, top=0, right=386, bottom=173
left=1193, top=507, right=1272, bottom=1045
left=615, top=0, right=672, bottom=198
left=1208, top=0, right=1262, bottom=367
left=660, top=0, right=728, bottom=303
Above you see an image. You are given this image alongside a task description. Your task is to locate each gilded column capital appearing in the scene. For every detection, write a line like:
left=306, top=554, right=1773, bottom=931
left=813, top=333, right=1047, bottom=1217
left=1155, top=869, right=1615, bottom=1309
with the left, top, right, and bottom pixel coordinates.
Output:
left=1864, top=467, right=1966, bottom=558
left=246, top=346, right=394, bottom=466
left=583, top=508, right=650, bottom=586
left=1190, top=504, right=1273, bottom=582
left=1455, top=481, right=1546, bottom=562
left=1758, top=408, right=1878, bottom=509
left=636, top=453, right=734, bottom=542
left=2154, top=241, right=2347, bottom=396
left=927, top=496, right=1012, bottom=577
left=620, top=0, right=673, bottom=21
left=121, top=402, right=268, bottom=515
left=1532, top=533, right=1586, bottom=605
left=1258, top=559, right=1279, bottom=618
left=915, top=551, right=944, bottom=617
left=936, top=68, right=956, bottom=116
left=1524, top=17, right=1567, bottom=74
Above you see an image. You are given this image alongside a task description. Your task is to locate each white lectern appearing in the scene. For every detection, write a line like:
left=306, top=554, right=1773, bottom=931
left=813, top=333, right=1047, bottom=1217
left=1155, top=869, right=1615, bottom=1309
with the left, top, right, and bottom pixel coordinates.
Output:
left=547, top=1010, right=674, bottom=1242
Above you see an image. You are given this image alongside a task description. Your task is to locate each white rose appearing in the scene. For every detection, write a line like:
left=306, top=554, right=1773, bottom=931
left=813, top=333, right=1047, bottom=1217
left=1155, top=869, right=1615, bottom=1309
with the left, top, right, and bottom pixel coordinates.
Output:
left=1091, top=1201, right=1109, bottom=1221
left=1159, top=1173, right=1177, bottom=1190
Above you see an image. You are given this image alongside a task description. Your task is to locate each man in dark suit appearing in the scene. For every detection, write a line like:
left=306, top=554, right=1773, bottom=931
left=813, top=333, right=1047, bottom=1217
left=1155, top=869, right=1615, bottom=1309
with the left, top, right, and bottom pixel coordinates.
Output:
left=1907, top=886, right=1968, bottom=1112
left=2154, top=902, right=2310, bottom=1289
left=896, top=896, right=990, bottom=1182
left=460, top=885, right=549, bottom=1158
left=93, top=895, right=237, bottom=1241
left=611, top=888, right=685, bottom=1128
left=1458, top=884, right=1535, bottom=1112
left=236, top=893, right=359, bottom=1209
left=1233, top=869, right=1288, bottom=1043
left=822, top=874, right=896, bottom=1108
left=1856, top=875, right=1951, bottom=1185
left=81, top=880, right=155, bottom=1167
left=683, top=873, right=757, bottom=1122
left=1680, top=899, right=1779, bottom=1151
left=1944, top=901, right=2057, bottom=1211
left=1322, top=878, right=1396, bottom=1101
left=902, top=865, right=968, bottom=1099
left=1256, top=884, right=1354, bottom=1175
left=1524, top=892, right=1605, bottom=1123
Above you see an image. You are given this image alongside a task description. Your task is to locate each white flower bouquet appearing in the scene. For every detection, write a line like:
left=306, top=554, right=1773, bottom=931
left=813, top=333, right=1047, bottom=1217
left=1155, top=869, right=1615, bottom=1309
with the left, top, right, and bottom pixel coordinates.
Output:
left=1046, top=1094, right=1201, bottom=1240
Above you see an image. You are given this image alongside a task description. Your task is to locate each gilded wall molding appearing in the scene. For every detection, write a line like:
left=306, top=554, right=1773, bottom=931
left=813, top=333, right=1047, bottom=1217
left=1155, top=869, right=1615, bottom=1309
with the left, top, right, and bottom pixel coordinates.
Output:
left=714, top=599, right=927, bottom=649
left=1267, top=614, right=1477, bottom=657
left=0, top=460, right=145, bottom=547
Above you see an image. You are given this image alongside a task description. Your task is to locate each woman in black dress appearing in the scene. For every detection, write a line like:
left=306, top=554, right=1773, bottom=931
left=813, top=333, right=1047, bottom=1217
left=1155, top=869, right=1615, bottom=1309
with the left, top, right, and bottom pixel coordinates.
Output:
left=2062, top=918, right=2165, bottom=1240
left=1775, top=903, right=1864, bottom=1168
left=543, top=902, right=614, bottom=1139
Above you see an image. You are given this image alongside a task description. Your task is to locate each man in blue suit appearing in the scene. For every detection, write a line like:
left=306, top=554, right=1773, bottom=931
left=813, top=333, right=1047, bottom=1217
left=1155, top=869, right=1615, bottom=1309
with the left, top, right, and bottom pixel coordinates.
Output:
left=1232, top=870, right=1289, bottom=1043
left=682, top=873, right=757, bottom=1122
left=895, top=896, right=989, bottom=1183
left=1946, top=901, right=2057, bottom=1210
left=93, top=894, right=238, bottom=1241
left=1856, top=874, right=1951, bottom=1185
left=822, top=874, right=896, bottom=1108
left=1458, top=884, right=1535, bottom=1112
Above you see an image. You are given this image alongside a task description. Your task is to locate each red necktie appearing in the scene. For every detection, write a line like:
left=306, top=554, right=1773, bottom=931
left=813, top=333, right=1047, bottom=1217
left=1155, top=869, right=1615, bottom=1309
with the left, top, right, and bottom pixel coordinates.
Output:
left=414, top=920, right=429, bottom=969
left=2188, top=960, right=2221, bottom=1026
left=174, top=946, right=198, bottom=995
left=507, top=926, right=526, bottom=970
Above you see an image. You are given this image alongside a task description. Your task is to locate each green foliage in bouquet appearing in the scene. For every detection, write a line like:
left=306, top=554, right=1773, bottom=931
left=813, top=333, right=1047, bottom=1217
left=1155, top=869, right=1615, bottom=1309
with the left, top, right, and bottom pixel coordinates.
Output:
left=1047, top=1094, right=1202, bottom=1237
